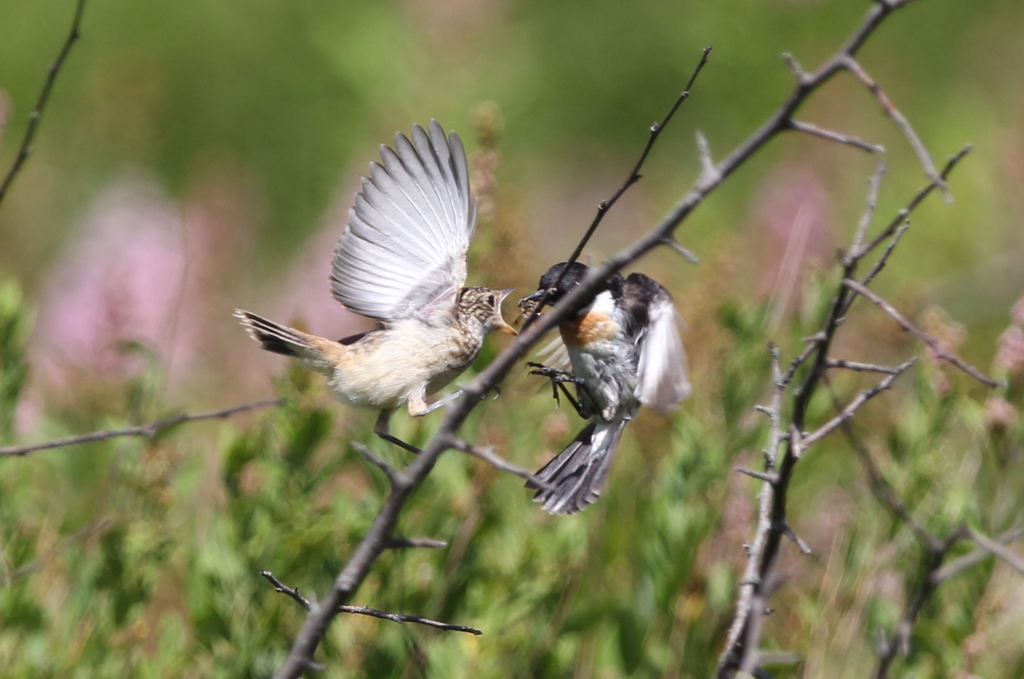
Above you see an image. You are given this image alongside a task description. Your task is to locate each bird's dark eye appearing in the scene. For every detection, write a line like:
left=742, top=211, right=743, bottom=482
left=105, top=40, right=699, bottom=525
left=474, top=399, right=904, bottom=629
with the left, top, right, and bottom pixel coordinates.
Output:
left=486, top=295, right=495, bottom=307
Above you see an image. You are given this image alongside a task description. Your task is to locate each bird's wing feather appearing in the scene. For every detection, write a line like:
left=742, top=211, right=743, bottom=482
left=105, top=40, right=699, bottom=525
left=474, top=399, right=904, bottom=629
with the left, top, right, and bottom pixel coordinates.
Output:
left=535, top=334, right=572, bottom=372
left=635, top=290, right=692, bottom=413
left=331, top=120, right=475, bottom=323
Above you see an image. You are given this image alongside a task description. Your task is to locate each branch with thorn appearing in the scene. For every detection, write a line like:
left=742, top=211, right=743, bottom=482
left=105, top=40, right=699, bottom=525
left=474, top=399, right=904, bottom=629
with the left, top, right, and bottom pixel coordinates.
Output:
left=272, top=2, right=998, bottom=675
left=260, top=571, right=482, bottom=635
left=0, top=0, right=86, bottom=207
left=523, top=46, right=711, bottom=325
left=716, top=5, right=999, bottom=666
left=0, top=399, right=283, bottom=458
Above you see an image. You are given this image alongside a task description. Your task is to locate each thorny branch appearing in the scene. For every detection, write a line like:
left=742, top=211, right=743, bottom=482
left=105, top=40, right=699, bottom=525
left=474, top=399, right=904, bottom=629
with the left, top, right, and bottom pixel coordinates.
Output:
left=720, top=143, right=999, bottom=674
left=0, top=0, right=86, bottom=207
left=273, top=1, right=1004, bottom=676
left=0, top=399, right=283, bottom=458
left=874, top=526, right=1024, bottom=679
left=261, top=570, right=481, bottom=635
left=270, top=47, right=715, bottom=679
left=524, top=46, right=711, bottom=324
left=843, top=278, right=1002, bottom=387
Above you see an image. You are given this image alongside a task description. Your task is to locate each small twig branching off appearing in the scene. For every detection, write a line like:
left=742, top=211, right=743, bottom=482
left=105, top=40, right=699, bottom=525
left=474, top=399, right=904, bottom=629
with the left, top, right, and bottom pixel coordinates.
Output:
left=843, top=278, right=1002, bottom=387
left=0, top=0, right=86, bottom=207
left=874, top=526, right=1024, bottom=679
left=446, top=435, right=556, bottom=491
left=0, top=399, right=283, bottom=458
left=261, top=570, right=481, bottom=635
left=787, top=119, right=884, bottom=154
left=261, top=1, right=1006, bottom=676
left=523, top=46, right=712, bottom=325
left=840, top=56, right=949, bottom=200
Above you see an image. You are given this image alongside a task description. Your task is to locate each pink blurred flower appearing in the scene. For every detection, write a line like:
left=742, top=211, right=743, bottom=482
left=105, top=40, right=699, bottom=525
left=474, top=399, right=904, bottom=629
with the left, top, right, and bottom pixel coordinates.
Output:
left=995, top=325, right=1024, bottom=375
left=985, top=396, right=1018, bottom=431
left=32, top=178, right=197, bottom=388
left=1011, top=295, right=1024, bottom=329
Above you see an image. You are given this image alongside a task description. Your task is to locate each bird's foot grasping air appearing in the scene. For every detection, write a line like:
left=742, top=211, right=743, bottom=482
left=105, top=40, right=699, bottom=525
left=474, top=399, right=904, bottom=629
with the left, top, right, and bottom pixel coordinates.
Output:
left=526, top=362, right=592, bottom=418
left=418, top=384, right=502, bottom=417
left=374, top=410, right=423, bottom=455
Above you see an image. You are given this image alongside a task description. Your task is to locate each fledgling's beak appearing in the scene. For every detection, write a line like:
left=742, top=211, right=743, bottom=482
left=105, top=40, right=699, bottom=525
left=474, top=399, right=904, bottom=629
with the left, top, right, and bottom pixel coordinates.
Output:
left=496, top=288, right=518, bottom=335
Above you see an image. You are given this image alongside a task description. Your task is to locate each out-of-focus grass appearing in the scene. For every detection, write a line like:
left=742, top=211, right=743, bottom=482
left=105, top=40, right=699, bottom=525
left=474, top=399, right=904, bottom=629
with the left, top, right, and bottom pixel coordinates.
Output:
left=1, top=269, right=1022, bottom=678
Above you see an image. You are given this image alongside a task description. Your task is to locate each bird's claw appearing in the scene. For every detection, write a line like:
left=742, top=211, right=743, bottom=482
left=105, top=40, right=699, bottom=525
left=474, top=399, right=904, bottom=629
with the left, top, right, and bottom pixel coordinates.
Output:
left=526, top=362, right=582, bottom=384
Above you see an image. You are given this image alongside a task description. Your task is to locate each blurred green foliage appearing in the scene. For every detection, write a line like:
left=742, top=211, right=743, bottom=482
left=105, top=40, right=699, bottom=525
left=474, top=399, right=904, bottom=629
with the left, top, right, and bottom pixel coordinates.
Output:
left=2, top=272, right=1022, bottom=677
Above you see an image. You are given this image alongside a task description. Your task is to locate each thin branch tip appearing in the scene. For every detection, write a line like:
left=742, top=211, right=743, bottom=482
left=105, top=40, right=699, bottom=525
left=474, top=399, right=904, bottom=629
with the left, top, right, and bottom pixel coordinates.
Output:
left=0, top=0, right=88, bottom=206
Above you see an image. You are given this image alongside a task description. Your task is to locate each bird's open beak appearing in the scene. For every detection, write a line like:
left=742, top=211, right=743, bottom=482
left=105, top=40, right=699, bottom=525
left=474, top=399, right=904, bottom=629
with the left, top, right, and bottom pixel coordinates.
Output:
left=497, top=288, right=518, bottom=335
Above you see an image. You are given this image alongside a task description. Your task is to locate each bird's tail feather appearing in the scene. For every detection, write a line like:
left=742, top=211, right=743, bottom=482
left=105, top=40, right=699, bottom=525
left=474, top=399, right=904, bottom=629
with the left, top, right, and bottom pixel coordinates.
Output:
left=234, top=310, right=313, bottom=358
left=528, top=420, right=627, bottom=515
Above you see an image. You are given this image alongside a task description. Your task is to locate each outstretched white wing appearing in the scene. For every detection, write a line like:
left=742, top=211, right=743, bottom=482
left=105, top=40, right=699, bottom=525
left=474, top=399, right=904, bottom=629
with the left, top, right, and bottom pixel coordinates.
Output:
left=330, top=120, right=477, bottom=323
left=635, top=292, right=691, bottom=413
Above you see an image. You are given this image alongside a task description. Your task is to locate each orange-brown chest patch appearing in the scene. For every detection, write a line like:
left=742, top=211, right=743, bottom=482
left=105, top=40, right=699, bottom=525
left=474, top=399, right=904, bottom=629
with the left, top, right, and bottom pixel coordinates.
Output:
left=561, top=311, right=620, bottom=347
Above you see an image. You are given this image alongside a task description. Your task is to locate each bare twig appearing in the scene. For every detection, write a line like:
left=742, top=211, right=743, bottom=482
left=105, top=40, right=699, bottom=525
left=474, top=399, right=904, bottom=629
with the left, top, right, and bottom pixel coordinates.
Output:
left=262, top=570, right=313, bottom=611
left=874, top=532, right=960, bottom=679
left=876, top=526, right=1024, bottom=679
left=801, top=358, right=916, bottom=448
left=842, top=278, right=1001, bottom=387
left=841, top=56, right=949, bottom=200
left=931, top=525, right=1024, bottom=584
left=446, top=436, right=556, bottom=492
left=781, top=52, right=809, bottom=83
left=385, top=537, right=448, bottom=550
left=525, top=46, right=712, bottom=325
left=0, top=399, right=283, bottom=458
left=858, top=145, right=971, bottom=256
left=561, top=45, right=712, bottom=271
left=825, top=358, right=902, bottom=374
left=0, top=0, right=86, bottom=207
left=736, top=466, right=779, bottom=484
left=849, top=158, right=887, bottom=259
left=855, top=222, right=910, bottom=294
left=337, top=605, right=482, bottom=635
left=780, top=520, right=813, bottom=555
left=261, top=570, right=481, bottom=635
left=965, top=527, right=1024, bottom=577
left=272, top=3, right=963, bottom=676
left=787, top=119, right=884, bottom=154
left=351, top=442, right=399, bottom=484
left=823, top=377, right=941, bottom=551
left=661, top=236, right=701, bottom=263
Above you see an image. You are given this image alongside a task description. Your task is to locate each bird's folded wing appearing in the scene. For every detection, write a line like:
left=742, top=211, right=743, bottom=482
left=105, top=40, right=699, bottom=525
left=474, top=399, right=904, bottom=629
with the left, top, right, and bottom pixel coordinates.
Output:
left=331, top=120, right=476, bottom=323
left=636, top=293, right=692, bottom=413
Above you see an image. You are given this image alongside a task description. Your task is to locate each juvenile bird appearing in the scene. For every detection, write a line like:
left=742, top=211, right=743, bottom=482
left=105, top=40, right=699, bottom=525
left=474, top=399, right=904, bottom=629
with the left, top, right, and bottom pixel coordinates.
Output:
left=236, top=121, right=516, bottom=453
left=520, top=262, right=690, bottom=514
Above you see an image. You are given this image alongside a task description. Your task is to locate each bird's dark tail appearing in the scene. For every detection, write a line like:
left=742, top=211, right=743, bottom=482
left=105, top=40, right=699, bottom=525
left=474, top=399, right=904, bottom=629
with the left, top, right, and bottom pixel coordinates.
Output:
left=528, top=420, right=627, bottom=515
left=234, top=310, right=312, bottom=357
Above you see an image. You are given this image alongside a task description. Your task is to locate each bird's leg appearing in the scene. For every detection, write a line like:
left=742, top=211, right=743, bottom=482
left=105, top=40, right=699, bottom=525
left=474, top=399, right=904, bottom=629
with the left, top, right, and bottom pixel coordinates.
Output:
left=418, top=390, right=462, bottom=415
left=526, top=362, right=592, bottom=419
left=416, top=383, right=503, bottom=415
left=374, top=410, right=422, bottom=455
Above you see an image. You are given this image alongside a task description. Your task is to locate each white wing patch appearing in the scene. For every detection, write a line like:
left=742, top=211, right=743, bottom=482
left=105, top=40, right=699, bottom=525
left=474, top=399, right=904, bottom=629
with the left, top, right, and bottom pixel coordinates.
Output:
left=636, top=296, right=691, bottom=413
left=330, top=120, right=475, bottom=323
